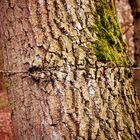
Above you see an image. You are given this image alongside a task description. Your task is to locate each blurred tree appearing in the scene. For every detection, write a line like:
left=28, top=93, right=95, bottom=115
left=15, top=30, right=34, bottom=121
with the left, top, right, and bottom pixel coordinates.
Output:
left=0, top=0, right=140, bottom=139
left=129, top=0, right=140, bottom=63
left=128, top=0, right=140, bottom=98
left=115, top=0, right=135, bottom=63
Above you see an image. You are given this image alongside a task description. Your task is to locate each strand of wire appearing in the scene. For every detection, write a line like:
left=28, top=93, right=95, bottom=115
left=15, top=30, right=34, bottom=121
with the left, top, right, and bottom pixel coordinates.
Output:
left=0, top=67, right=140, bottom=74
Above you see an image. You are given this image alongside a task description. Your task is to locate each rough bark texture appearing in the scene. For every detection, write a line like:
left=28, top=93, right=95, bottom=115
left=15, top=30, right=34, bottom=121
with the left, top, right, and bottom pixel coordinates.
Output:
left=0, top=0, right=140, bottom=140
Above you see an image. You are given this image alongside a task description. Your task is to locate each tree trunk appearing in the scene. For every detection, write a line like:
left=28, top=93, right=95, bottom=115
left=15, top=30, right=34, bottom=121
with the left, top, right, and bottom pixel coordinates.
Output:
left=0, top=0, right=140, bottom=139
left=129, top=0, right=140, bottom=66
left=128, top=0, right=140, bottom=99
left=115, top=0, right=135, bottom=63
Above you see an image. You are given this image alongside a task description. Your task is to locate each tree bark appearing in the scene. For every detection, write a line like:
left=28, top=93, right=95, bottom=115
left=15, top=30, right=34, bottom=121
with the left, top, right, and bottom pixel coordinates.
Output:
left=0, top=0, right=140, bottom=139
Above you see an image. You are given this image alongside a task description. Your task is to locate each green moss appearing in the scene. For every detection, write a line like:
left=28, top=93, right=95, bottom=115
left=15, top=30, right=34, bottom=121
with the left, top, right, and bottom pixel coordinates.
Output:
left=124, top=134, right=131, bottom=140
left=88, top=0, right=131, bottom=66
left=90, top=40, right=118, bottom=62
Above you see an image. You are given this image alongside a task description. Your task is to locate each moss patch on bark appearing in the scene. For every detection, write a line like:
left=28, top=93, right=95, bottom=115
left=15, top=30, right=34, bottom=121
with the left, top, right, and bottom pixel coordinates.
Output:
left=88, top=0, right=131, bottom=66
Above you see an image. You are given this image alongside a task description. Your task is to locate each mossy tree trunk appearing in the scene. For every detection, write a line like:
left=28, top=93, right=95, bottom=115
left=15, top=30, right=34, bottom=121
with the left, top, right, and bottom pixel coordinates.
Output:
left=0, top=0, right=140, bottom=139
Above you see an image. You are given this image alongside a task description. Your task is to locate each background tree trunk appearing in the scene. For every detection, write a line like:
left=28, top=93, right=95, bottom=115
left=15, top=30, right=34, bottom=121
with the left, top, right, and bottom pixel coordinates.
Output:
left=115, top=0, right=135, bottom=63
left=0, top=0, right=140, bottom=139
left=128, top=0, right=140, bottom=99
left=129, top=0, right=140, bottom=65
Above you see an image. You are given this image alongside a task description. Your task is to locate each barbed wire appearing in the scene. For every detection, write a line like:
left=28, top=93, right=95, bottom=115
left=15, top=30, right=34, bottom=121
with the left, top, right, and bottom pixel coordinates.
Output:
left=0, top=67, right=140, bottom=74
left=130, top=67, right=140, bottom=70
left=0, top=70, right=29, bottom=74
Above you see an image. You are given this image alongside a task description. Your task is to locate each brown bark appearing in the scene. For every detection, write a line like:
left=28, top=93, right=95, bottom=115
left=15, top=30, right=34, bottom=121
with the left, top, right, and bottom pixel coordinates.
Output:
left=0, top=0, right=140, bottom=140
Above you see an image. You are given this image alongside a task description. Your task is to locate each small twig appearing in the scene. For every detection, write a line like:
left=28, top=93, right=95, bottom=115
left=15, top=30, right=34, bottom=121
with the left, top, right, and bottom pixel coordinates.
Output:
left=123, top=24, right=133, bottom=35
